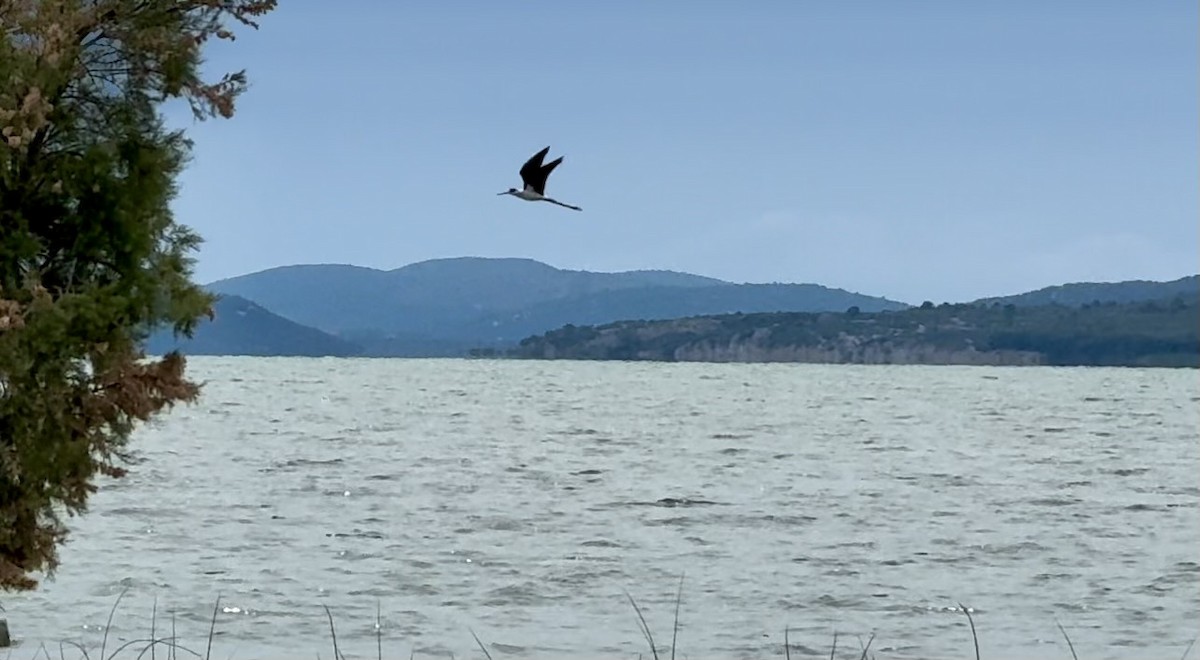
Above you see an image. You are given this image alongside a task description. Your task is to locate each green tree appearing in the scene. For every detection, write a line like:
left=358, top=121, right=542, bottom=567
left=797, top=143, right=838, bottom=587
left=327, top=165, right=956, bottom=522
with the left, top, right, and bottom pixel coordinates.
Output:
left=1, top=0, right=275, bottom=592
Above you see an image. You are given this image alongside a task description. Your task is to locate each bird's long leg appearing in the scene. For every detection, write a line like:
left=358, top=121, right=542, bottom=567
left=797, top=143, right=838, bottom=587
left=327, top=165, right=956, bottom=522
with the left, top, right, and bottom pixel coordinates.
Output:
left=543, top=197, right=582, bottom=211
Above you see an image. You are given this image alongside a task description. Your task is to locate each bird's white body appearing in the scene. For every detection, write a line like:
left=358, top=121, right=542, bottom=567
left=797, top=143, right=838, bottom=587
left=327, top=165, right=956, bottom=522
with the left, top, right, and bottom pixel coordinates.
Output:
left=512, top=187, right=544, bottom=201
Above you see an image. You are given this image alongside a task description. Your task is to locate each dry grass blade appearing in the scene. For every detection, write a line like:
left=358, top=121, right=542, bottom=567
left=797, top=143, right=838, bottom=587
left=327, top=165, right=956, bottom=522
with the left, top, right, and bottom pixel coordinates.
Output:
left=670, top=573, right=684, bottom=660
left=101, top=587, right=131, bottom=660
left=134, top=639, right=201, bottom=660
left=829, top=631, right=838, bottom=660
left=205, top=596, right=221, bottom=660
left=856, top=631, right=875, bottom=660
left=957, top=602, right=979, bottom=660
left=783, top=626, right=790, bottom=660
left=1180, top=637, right=1197, bottom=660
left=60, top=639, right=92, bottom=660
left=623, top=590, right=660, bottom=660
left=321, top=605, right=345, bottom=660
left=151, top=598, right=158, bottom=660
left=107, top=637, right=189, bottom=660
left=469, top=628, right=494, bottom=660
left=1055, top=619, right=1079, bottom=660
left=376, top=600, right=383, bottom=660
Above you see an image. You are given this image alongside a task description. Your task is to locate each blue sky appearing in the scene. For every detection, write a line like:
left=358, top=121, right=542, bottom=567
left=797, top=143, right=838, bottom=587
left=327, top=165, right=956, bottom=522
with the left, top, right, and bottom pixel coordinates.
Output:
left=167, top=1, right=1198, bottom=305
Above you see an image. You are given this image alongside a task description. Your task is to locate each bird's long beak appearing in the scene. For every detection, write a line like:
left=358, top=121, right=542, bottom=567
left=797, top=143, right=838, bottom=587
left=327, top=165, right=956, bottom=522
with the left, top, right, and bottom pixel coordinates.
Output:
left=496, top=191, right=508, bottom=196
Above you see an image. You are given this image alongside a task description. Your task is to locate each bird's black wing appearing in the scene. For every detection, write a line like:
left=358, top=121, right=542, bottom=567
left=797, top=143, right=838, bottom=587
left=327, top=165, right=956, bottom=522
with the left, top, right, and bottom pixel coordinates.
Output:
left=530, top=156, right=564, bottom=195
left=519, top=146, right=551, bottom=189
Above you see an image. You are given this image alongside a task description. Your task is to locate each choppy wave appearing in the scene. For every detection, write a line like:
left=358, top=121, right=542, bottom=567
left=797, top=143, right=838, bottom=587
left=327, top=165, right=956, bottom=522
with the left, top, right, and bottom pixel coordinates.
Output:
left=5, top=359, right=1198, bottom=660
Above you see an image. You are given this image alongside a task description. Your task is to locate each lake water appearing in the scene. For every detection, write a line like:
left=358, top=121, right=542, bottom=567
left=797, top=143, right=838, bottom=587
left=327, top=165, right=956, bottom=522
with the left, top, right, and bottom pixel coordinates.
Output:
left=4, top=358, right=1198, bottom=660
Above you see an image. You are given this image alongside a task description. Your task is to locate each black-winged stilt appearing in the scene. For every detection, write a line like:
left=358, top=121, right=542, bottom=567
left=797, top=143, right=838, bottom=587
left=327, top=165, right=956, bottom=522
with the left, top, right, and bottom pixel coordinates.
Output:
left=497, top=146, right=582, bottom=211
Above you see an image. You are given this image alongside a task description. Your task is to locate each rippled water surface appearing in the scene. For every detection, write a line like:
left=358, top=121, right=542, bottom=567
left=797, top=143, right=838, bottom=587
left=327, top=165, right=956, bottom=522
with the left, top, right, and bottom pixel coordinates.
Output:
left=6, top=358, right=1199, bottom=660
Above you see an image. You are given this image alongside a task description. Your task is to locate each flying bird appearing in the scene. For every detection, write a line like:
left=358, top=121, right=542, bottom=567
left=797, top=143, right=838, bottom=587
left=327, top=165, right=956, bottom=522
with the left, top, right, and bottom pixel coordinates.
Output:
left=497, top=146, right=582, bottom=211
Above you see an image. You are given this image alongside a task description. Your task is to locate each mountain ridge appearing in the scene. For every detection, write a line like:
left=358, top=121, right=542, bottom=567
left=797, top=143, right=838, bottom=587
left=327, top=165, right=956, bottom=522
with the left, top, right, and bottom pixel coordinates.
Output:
left=203, top=256, right=906, bottom=355
left=152, top=257, right=1198, bottom=359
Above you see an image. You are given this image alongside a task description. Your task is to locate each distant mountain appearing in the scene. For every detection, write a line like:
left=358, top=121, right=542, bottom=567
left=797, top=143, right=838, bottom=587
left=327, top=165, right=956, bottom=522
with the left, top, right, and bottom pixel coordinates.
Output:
left=144, top=294, right=361, bottom=357
left=208, top=257, right=725, bottom=331
left=973, top=275, right=1199, bottom=308
left=205, top=257, right=906, bottom=356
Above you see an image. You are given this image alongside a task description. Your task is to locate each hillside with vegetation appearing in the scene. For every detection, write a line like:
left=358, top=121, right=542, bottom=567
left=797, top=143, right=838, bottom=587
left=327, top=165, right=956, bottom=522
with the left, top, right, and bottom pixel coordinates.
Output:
left=973, top=275, right=1199, bottom=308
left=510, top=295, right=1200, bottom=367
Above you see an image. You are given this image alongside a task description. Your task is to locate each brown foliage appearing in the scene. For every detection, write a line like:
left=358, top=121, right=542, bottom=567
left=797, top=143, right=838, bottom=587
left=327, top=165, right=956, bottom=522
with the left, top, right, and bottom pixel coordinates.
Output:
left=1, top=292, right=208, bottom=590
left=1, top=0, right=278, bottom=143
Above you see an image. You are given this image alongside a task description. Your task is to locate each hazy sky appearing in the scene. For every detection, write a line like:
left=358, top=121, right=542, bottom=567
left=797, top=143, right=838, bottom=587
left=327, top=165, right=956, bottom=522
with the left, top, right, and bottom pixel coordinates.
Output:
left=166, top=2, right=1198, bottom=305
